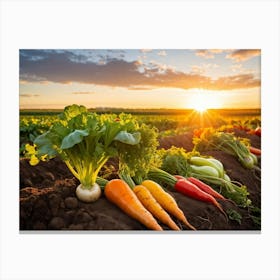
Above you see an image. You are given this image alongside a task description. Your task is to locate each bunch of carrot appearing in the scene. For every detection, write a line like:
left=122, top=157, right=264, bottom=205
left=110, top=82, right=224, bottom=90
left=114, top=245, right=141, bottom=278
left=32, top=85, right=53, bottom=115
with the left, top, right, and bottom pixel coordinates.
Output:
left=104, top=178, right=196, bottom=231
left=148, top=168, right=228, bottom=221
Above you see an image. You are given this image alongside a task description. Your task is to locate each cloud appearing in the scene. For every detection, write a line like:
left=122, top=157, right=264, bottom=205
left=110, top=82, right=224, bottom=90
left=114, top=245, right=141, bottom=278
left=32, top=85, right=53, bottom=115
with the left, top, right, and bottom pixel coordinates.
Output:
left=195, top=50, right=214, bottom=59
left=191, top=63, right=219, bottom=74
left=72, top=91, right=96, bottom=95
left=230, top=64, right=243, bottom=72
left=191, top=65, right=205, bottom=74
left=128, top=86, right=156, bottom=91
left=226, top=49, right=261, bottom=62
left=209, top=49, right=224, bottom=54
left=134, top=59, right=143, bottom=66
left=140, top=49, right=153, bottom=53
left=195, top=49, right=232, bottom=59
left=195, top=49, right=227, bottom=59
left=157, top=50, right=167, bottom=56
left=20, top=50, right=260, bottom=91
left=209, top=74, right=260, bottom=90
left=20, top=94, right=40, bottom=97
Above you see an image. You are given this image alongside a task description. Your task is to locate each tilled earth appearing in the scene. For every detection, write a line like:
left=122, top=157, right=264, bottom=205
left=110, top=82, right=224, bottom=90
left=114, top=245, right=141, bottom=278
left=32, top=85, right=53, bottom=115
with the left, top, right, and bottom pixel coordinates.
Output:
left=20, top=129, right=261, bottom=231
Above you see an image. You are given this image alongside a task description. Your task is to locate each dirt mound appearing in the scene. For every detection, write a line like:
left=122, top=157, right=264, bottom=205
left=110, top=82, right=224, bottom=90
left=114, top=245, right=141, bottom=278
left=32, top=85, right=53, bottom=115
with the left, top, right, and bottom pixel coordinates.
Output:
left=159, top=132, right=194, bottom=151
left=20, top=130, right=261, bottom=231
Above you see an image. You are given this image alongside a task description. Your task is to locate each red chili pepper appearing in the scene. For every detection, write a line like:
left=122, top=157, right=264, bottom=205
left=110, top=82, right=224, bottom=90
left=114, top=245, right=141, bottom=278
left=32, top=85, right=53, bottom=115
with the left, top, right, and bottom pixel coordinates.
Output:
left=255, top=127, right=261, bottom=137
left=187, top=177, right=226, bottom=200
left=175, top=175, right=226, bottom=200
left=174, top=179, right=228, bottom=221
left=249, top=146, right=261, bottom=156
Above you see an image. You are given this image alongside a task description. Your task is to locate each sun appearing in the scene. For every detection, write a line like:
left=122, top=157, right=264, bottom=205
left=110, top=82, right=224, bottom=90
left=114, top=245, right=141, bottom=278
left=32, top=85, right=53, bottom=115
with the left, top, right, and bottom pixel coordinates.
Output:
left=192, top=98, right=208, bottom=112
left=188, top=90, right=222, bottom=112
left=190, top=92, right=210, bottom=113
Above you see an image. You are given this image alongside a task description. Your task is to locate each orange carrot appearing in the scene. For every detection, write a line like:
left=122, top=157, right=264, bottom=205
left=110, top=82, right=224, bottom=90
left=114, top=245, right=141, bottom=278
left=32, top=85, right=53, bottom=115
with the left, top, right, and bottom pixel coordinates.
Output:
left=141, top=180, right=196, bottom=230
left=133, top=185, right=181, bottom=231
left=104, top=179, right=163, bottom=231
left=249, top=146, right=261, bottom=156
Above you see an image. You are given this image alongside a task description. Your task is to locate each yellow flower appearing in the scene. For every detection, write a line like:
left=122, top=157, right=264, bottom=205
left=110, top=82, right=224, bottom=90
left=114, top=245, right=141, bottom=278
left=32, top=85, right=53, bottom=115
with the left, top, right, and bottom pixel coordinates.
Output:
left=29, top=154, right=39, bottom=166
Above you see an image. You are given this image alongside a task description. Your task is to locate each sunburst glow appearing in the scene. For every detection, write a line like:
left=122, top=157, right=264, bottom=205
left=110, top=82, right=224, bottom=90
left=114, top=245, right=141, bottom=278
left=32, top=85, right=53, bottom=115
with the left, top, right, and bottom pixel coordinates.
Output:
left=188, top=90, right=222, bottom=112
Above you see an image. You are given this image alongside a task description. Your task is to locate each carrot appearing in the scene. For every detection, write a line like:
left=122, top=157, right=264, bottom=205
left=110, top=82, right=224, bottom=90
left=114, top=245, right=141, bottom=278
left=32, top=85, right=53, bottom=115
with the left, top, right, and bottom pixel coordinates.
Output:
left=187, top=177, right=226, bottom=200
left=175, top=178, right=228, bottom=221
left=175, top=175, right=236, bottom=206
left=133, top=185, right=181, bottom=231
left=249, top=146, right=261, bottom=156
left=104, top=179, right=163, bottom=231
left=141, top=180, right=196, bottom=230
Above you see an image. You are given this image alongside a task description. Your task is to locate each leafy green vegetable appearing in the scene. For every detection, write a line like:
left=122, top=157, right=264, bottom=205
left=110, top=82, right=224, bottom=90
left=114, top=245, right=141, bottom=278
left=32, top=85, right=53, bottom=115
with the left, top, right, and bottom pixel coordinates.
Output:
left=25, top=104, right=141, bottom=189
left=158, top=146, right=195, bottom=177
left=193, top=128, right=256, bottom=169
left=61, top=129, right=89, bottom=149
left=116, top=123, right=161, bottom=186
left=114, top=131, right=141, bottom=145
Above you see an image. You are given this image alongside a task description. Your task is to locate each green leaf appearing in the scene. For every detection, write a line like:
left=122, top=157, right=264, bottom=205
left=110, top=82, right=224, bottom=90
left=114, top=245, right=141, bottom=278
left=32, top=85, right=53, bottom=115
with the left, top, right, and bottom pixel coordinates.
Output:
left=61, top=129, right=89, bottom=149
left=116, top=124, right=160, bottom=180
left=61, top=104, right=87, bottom=121
left=34, top=132, right=57, bottom=157
left=159, top=146, right=192, bottom=177
left=51, top=123, right=71, bottom=139
left=114, top=131, right=141, bottom=145
left=86, top=115, right=98, bottom=132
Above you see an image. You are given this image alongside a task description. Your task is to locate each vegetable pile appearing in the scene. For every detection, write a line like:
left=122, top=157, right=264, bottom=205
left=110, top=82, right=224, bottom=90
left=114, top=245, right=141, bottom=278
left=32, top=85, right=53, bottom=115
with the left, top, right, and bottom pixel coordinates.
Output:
left=193, top=128, right=260, bottom=169
left=150, top=147, right=251, bottom=207
left=23, top=104, right=261, bottom=231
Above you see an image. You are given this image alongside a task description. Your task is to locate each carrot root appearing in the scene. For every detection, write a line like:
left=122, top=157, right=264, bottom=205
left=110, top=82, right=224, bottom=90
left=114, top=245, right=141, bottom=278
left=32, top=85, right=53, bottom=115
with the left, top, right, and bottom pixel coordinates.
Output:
left=134, top=185, right=180, bottom=231
left=105, top=179, right=163, bottom=231
left=213, top=200, right=228, bottom=222
left=141, top=180, right=196, bottom=230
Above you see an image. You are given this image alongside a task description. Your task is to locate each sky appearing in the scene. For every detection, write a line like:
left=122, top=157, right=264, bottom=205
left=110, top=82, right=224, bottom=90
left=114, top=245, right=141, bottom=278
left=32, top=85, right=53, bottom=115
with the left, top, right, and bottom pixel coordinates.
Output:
left=19, top=49, right=261, bottom=109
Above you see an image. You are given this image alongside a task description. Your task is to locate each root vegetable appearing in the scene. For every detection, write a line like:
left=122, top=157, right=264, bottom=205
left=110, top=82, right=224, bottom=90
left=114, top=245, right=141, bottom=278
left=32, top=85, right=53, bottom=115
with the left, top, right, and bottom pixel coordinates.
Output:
left=249, top=146, right=261, bottom=156
left=104, top=179, right=163, bottom=231
left=133, top=185, right=180, bottom=230
left=76, top=183, right=101, bottom=202
left=141, top=180, right=196, bottom=230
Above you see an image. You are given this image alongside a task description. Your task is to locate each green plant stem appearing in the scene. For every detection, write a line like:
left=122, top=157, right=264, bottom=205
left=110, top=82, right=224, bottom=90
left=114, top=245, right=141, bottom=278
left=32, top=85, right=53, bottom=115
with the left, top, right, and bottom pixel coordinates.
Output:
left=65, top=160, right=80, bottom=180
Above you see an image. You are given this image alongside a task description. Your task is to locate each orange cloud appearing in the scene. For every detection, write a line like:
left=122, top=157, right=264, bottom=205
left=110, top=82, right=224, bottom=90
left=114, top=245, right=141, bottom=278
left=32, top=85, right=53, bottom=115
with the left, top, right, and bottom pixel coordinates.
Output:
left=128, top=86, right=156, bottom=90
left=20, top=94, right=40, bottom=97
left=191, top=63, right=219, bottom=74
left=209, top=74, right=260, bottom=90
left=195, top=50, right=215, bottom=59
left=72, top=91, right=96, bottom=94
left=226, top=49, right=261, bottom=62
left=209, top=49, right=224, bottom=54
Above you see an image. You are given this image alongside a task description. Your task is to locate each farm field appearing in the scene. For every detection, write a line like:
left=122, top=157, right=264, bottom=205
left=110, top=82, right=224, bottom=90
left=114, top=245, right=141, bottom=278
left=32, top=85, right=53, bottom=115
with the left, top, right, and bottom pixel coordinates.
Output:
left=20, top=107, right=261, bottom=231
left=19, top=49, right=261, bottom=232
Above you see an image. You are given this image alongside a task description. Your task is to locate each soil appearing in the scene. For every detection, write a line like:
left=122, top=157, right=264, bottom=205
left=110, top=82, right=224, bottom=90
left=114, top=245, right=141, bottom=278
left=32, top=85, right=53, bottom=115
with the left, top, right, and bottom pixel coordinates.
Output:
left=20, top=129, right=261, bottom=231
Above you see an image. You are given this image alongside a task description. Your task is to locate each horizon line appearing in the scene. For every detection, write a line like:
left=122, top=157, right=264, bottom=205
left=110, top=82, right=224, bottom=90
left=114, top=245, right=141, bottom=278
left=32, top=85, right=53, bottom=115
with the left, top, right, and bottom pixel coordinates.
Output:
left=19, top=107, right=261, bottom=111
